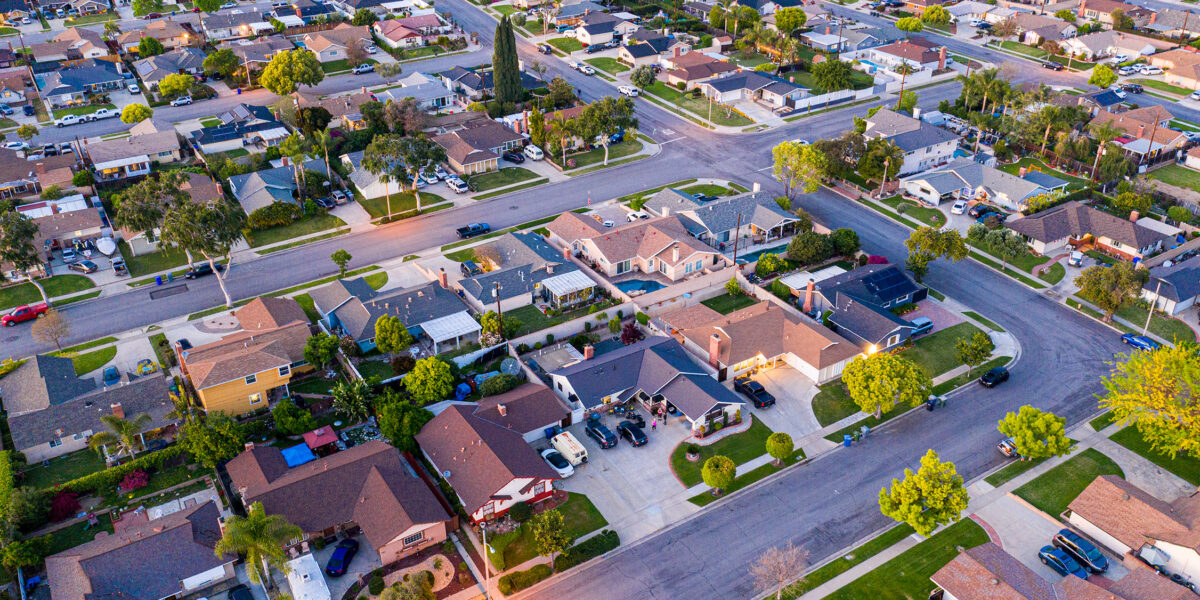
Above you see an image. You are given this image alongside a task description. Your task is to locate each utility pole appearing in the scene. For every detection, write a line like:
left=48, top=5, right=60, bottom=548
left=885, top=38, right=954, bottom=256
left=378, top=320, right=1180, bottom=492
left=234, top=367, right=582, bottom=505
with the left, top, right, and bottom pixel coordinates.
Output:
left=482, top=527, right=492, bottom=600
left=730, top=212, right=743, bottom=269
left=493, top=281, right=504, bottom=340
left=1143, top=279, right=1162, bottom=336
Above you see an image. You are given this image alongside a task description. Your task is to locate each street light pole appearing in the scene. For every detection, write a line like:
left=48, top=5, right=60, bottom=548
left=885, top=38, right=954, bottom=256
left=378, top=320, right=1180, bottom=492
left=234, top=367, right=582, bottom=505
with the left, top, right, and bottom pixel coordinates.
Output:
left=483, top=527, right=492, bottom=600
left=1143, top=279, right=1162, bottom=336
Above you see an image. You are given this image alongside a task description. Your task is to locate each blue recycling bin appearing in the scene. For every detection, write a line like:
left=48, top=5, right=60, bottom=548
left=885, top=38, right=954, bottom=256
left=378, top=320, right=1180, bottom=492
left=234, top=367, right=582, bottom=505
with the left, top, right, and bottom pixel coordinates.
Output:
left=167, top=272, right=174, bottom=282
left=154, top=275, right=163, bottom=286
left=236, top=88, right=242, bottom=95
left=843, top=434, right=852, bottom=447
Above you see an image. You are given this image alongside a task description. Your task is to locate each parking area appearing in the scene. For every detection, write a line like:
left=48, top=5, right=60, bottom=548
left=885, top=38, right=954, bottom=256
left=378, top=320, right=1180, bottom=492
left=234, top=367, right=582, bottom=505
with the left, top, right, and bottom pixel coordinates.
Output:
left=739, top=366, right=821, bottom=438
left=98, top=336, right=157, bottom=382
left=903, top=300, right=963, bottom=334
left=307, top=534, right=380, bottom=600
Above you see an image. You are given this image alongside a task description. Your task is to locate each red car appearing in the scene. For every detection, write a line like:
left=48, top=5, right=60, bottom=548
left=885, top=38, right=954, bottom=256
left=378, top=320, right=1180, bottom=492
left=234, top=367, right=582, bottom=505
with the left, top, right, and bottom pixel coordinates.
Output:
left=144, top=12, right=162, bottom=18
left=2, top=303, right=48, bottom=326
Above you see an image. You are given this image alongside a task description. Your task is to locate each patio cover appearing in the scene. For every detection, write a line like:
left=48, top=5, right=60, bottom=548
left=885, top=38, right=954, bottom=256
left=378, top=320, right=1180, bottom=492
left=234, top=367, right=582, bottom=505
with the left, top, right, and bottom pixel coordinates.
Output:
left=421, top=311, right=482, bottom=345
left=280, top=443, right=317, bottom=467
left=541, top=270, right=595, bottom=298
left=302, top=426, right=338, bottom=449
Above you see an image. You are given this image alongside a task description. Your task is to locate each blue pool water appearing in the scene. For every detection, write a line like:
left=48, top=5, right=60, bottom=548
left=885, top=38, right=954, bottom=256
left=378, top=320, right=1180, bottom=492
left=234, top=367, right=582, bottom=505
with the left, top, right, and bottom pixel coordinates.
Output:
left=615, top=279, right=666, bottom=294
left=739, top=243, right=789, bottom=263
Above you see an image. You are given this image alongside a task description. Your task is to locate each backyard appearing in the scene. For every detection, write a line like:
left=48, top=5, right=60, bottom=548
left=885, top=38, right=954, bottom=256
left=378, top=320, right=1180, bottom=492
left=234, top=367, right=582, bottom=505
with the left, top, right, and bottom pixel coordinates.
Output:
left=1014, top=448, right=1123, bottom=516
left=700, top=292, right=756, bottom=315
left=507, top=301, right=616, bottom=337
left=1148, top=164, right=1200, bottom=193
left=43, top=517, right=116, bottom=557
left=20, top=449, right=107, bottom=490
left=669, top=419, right=774, bottom=487
left=997, top=157, right=1089, bottom=189
left=643, top=82, right=754, bottom=127
left=0, top=275, right=95, bottom=310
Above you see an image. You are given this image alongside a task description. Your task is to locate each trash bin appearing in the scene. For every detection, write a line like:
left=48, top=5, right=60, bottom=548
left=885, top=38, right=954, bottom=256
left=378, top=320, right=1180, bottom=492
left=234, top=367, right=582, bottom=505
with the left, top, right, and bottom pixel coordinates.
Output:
left=154, top=275, right=162, bottom=285
left=843, top=434, right=852, bottom=447
left=167, top=272, right=174, bottom=282
left=236, top=88, right=242, bottom=95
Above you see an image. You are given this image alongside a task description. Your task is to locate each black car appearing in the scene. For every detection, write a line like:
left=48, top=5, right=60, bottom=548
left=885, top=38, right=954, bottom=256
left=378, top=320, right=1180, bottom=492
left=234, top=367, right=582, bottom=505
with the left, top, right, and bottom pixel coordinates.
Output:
left=460, top=260, right=482, bottom=277
left=314, top=196, right=336, bottom=209
left=967, top=204, right=996, bottom=218
left=325, top=539, right=359, bottom=577
left=502, top=150, right=525, bottom=163
left=585, top=43, right=605, bottom=53
left=979, top=366, right=1010, bottom=388
left=1121, top=83, right=1143, bottom=94
left=537, top=43, right=552, bottom=54
left=1053, top=529, right=1109, bottom=573
left=733, top=377, right=776, bottom=408
left=22, top=104, right=34, bottom=117
left=585, top=419, right=618, bottom=449
left=617, top=421, right=647, bottom=446
left=184, top=263, right=225, bottom=279
left=228, top=585, right=254, bottom=600
left=1043, top=61, right=1065, bottom=71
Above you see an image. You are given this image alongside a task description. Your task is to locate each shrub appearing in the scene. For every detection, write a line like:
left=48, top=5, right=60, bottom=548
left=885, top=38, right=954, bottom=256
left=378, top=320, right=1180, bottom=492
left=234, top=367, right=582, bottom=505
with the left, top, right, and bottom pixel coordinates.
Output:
left=686, top=443, right=700, bottom=455
left=49, top=491, right=80, bottom=522
left=118, top=469, right=149, bottom=492
left=498, top=564, right=553, bottom=594
left=247, top=202, right=303, bottom=230
left=56, top=446, right=185, bottom=496
left=584, top=321, right=592, bottom=332
left=516, top=343, right=531, bottom=353
left=755, top=253, right=784, bottom=277
left=480, top=373, right=520, bottom=397
left=636, top=312, right=650, bottom=325
left=545, top=333, right=555, bottom=345
left=508, top=501, right=532, bottom=523
left=391, top=355, right=416, bottom=375
left=368, top=575, right=385, bottom=595
left=553, top=530, right=620, bottom=571
left=311, top=536, right=326, bottom=550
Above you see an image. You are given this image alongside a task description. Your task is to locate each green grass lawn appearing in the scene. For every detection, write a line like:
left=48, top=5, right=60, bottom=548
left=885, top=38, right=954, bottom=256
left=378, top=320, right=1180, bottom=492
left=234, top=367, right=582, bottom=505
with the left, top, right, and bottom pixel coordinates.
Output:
left=100, top=463, right=205, bottom=507
left=584, top=57, right=630, bottom=74
left=507, top=301, right=615, bottom=337
left=62, top=346, right=116, bottom=376
left=1038, top=262, right=1066, bottom=285
left=1111, top=426, right=1200, bottom=485
left=205, top=148, right=250, bottom=161
left=357, top=359, right=393, bottom=381
left=679, top=184, right=737, bottom=197
left=689, top=449, right=805, bottom=506
left=732, top=53, right=772, bottom=68
left=0, top=275, right=95, bottom=310
left=52, top=103, right=117, bottom=118
left=245, top=214, right=345, bottom=248
left=1148, top=164, right=1200, bottom=193
left=786, top=68, right=875, bottom=94
left=1089, top=411, right=1117, bottom=432
left=700, top=292, right=756, bottom=315
left=898, top=322, right=987, bottom=379
left=117, top=240, right=191, bottom=278
left=781, top=524, right=915, bottom=599
left=290, top=375, right=337, bottom=396
left=961, top=311, right=1003, bottom=332
left=358, top=191, right=444, bottom=220
left=553, top=140, right=643, bottom=170
left=547, top=37, right=583, bottom=53
left=1170, top=119, right=1200, bottom=132
left=1130, top=78, right=1194, bottom=96
left=364, top=272, right=388, bottom=290
left=1078, top=293, right=1195, bottom=344
left=1014, top=448, right=1123, bottom=516
left=494, top=493, right=607, bottom=570
left=493, top=4, right=516, bottom=14
left=199, top=117, right=222, bottom=127
left=643, top=82, right=753, bottom=127
left=295, top=293, right=318, bottom=322
left=999, top=40, right=1047, bottom=58
left=42, top=515, right=115, bottom=557
left=20, top=449, right=107, bottom=490
left=825, top=519, right=988, bottom=600
left=319, top=58, right=376, bottom=74
left=670, top=419, right=774, bottom=487
left=880, top=196, right=946, bottom=228
left=467, top=167, right=540, bottom=192
left=998, top=157, right=1090, bottom=189
left=812, top=380, right=858, bottom=427
left=65, top=11, right=118, bottom=25
left=985, top=457, right=1047, bottom=487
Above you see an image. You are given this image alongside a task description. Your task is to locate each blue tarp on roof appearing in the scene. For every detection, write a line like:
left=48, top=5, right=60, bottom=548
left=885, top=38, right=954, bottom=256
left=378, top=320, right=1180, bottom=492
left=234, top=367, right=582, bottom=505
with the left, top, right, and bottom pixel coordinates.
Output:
left=281, top=444, right=316, bottom=467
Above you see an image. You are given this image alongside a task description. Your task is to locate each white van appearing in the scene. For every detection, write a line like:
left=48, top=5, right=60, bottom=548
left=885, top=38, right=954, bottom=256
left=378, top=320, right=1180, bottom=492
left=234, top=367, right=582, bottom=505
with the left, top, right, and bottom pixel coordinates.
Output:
left=551, top=431, right=588, bottom=466
left=524, top=145, right=544, bottom=161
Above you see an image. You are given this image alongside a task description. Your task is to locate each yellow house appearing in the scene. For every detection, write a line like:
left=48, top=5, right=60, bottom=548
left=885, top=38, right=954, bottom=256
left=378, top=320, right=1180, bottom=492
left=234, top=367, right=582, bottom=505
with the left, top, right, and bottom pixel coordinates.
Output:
left=181, top=297, right=314, bottom=415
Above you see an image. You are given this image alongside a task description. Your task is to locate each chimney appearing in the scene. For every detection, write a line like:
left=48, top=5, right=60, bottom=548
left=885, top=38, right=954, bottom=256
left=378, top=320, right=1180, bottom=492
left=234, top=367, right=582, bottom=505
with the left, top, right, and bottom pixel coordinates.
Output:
left=584, top=344, right=594, bottom=360
left=245, top=441, right=255, bottom=451
left=708, top=334, right=722, bottom=367
left=563, top=246, right=571, bottom=260
left=35, top=162, right=44, bottom=174
left=498, top=403, right=508, bottom=416
left=752, top=182, right=761, bottom=193
left=662, top=206, right=670, bottom=216
left=938, top=47, right=947, bottom=70
left=1136, top=124, right=1146, bottom=138
left=672, top=245, right=679, bottom=263
left=110, top=402, right=124, bottom=419
left=673, top=46, right=681, bottom=58
left=913, top=107, right=922, bottom=120
left=547, top=263, right=554, bottom=274
left=825, top=25, right=831, bottom=34
left=1130, top=210, right=1140, bottom=222
left=803, top=278, right=815, bottom=313
left=281, top=156, right=290, bottom=166
left=361, top=86, right=367, bottom=94
left=1149, top=11, right=1156, bottom=24
left=438, top=267, right=448, bottom=288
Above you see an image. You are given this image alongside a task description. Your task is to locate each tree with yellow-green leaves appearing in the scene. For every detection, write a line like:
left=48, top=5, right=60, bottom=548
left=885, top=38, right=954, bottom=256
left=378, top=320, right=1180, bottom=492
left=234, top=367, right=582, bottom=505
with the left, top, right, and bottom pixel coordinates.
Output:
left=843, top=352, right=932, bottom=418
left=879, top=449, right=969, bottom=536
left=1100, top=344, right=1200, bottom=460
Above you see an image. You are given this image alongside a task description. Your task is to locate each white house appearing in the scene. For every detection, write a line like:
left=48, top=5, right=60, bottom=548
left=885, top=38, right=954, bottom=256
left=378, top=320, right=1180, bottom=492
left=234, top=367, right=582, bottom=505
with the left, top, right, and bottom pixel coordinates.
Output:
left=900, top=158, right=1051, bottom=210
left=862, top=109, right=960, bottom=175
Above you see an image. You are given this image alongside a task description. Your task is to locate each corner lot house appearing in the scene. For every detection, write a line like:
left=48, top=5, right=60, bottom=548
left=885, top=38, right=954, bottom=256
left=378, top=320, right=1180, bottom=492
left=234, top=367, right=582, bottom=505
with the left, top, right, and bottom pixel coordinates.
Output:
left=179, top=297, right=314, bottom=415
left=1007, top=200, right=1169, bottom=260
left=1, top=355, right=174, bottom=462
left=862, top=108, right=960, bottom=175
left=1060, top=30, right=1170, bottom=61
left=1148, top=49, right=1200, bottom=91
left=309, top=278, right=481, bottom=353
left=303, top=23, right=371, bottom=62
left=228, top=441, right=454, bottom=563
left=432, top=119, right=524, bottom=175
left=1142, top=255, right=1200, bottom=315
left=639, top=189, right=801, bottom=247
left=46, top=501, right=237, bottom=600
left=699, top=71, right=807, bottom=108
left=417, top=404, right=560, bottom=524
left=901, top=158, right=1052, bottom=211
left=809, top=264, right=927, bottom=353
left=548, top=214, right=725, bottom=282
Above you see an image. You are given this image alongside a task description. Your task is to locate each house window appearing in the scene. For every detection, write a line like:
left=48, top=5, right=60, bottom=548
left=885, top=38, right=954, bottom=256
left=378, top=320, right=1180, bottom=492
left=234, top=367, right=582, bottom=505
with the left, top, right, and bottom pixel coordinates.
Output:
left=402, top=531, right=424, bottom=546
left=557, top=381, right=563, bottom=391
left=685, top=262, right=692, bottom=274
left=73, top=433, right=85, bottom=440
left=278, top=365, right=290, bottom=377
left=481, top=502, right=494, bottom=516
left=249, top=393, right=263, bottom=405
left=887, top=334, right=900, bottom=347
left=694, top=260, right=702, bottom=271
left=49, top=439, right=62, bottom=448
left=245, top=373, right=257, bottom=385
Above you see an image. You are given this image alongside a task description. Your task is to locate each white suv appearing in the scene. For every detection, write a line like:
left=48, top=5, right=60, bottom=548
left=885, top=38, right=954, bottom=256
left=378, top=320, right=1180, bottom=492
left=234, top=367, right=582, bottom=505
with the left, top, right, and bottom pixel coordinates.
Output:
left=618, top=85, right=639, bottom=97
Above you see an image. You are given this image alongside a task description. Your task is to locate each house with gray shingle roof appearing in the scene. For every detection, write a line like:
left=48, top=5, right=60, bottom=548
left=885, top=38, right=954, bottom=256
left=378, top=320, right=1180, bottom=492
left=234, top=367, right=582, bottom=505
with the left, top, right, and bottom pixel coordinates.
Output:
left=133, top=47, right=206, bottom=89
left=900, top=158, right=1052, bottom=210
left=228, top=158, right=328, bottom=214
left=311, top=277, right=480, bottom=354
left=699, top=71, right=807, bottom=108
left=640, top=189, right=801, bottom=248
left=456, top=232, right=597, bottom=311
left=863, top=109, right=961, bottom=175
left=1007, top=200, right=1170, bottom=260
left=1142, top=255, right=1200, bottom=315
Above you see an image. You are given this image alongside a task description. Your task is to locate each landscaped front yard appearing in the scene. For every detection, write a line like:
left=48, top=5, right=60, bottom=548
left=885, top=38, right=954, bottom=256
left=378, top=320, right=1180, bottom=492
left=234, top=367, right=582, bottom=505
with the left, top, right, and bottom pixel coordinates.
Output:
left=1014, top=448, right=1123, bottom=516
left=551, top=140, right=643, bottom=170
left=1148, top=164, right=1200, bottom=193
left=59, top=346, right=116, bottom=376
left=358, top=191, right=445, bottom=220
left=52, top=103, right=117, bottom=118
left=584, top=57, right=630, bottom=74
left=488, top=493, right=607, bottom=571
left=467, top=167, right=540, bottom=192
left=669, top=419, right=774, bottom=487
left=0, top=275, right=95, bottom=310
left=117, top=241, right=191, bottom=280
left=546, top=37, right=583, bottom=53
left=1111, top=426, right=1200, bottom=485
left=245, top=214, right=346, bottom=248
left=881, top=196, right=946, bottom=228
left=643, top=82, right=754, bottom=127
left=898, top=322, right=988, bottom=379
left=812, top=380, right=857, bottom=427
left=319, top=58, right=377, bottom=74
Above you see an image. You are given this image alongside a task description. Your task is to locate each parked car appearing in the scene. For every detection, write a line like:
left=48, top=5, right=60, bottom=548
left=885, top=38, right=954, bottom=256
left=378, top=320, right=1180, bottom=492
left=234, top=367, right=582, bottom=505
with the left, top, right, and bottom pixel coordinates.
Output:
left=950, top=200, right=968, bottom=215
left=227, top=585, right=254, bottom=600
left=61, top=247, right=78, bottom=262
left=420, top=170, right=440, bottom=185
left=2, top=141, right=28, bottom=151
left=2, top=303, right=49, bottom=327
left=967, top=204, right=995, bottom=218
left=456, top=223, right=490, bottom=238
left=364, top=45, right=378, bottom=54
left=733, top=376, right=776, bottom=408
left=540, top=448, right=575, bottom=477
left=979, top=366, right=1010, bottom=388
left=1139, top=65, right=1163, bottom=75
left=331, top=189, right=349, bottom=204
left=0, top=104, right=11, bottom=116
left=1038, top=545, right=1089, bottom=579
left=1068, top=251, right=1083, bottom=267
left=434, top=165, right=449, bottom=180
left=184, top=263, right=225, bottom=279
left=22, top=104, right=35, bottom=116
left=997, top=436, right=1019, bottom=458
left=69, top=260, right=98, bottom=274
left=314, top=196, right=336, bottom=209
left=446, top=177, right=470, bottom=194
left=524, top=145, right=544, bottom=160
left=1053, top=529, right=1109, bottom=573
left=627, top=210, right=648, bottom=221
left=579, top=65, right=596, bottom=75
left=502, top=150, right=525, bottom=163
left=618, top=85, right=639, bottom=97
left=352, top=63, right=375, bottom=74
left=568, top=61, right=582, bottom=70
left=324, top=539, right=359, bottom=577
left=976, top=211, right=1007, bottom=226
left=54, top=114, right=82, bottom=127
left=103, top=366, right=121, bottom=386
left=220, top=2, right=236, bottom=7
left=585, top=418, right=618, bottom=449
left=460, top=260, right=482, bottom=277
left=1042, top=61, right=1065, bottom=71
left=1121, top=83, right=1143, bottom=94
left=1118, top=65, right=1138, bottom=76
left=1112, top=89, right=1127, bottom=100
left=537, top=43, right=552, bottom=54
left=585, top=44, right=605, bottom=53
left=1120, top=333, right=1160, bottom=351
left=89, top=107, right=118, bottom=120
left=170, top=95, right=193, bottom=107
left=909, top=316, right=933, bottom=336
left=617, top=421, right=647, bottom=446
left=1191, top=90, right=1200, bottom=101
left=128, top=83, right=141, bottom=93
left=143, top=12, right=162, bottom=18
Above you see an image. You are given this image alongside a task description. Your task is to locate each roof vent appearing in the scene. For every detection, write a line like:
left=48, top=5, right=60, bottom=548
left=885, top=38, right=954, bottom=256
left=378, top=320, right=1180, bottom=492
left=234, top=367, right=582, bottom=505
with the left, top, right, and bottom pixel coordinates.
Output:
left=990, top=578, right=999, bottom=586
left=443, top=469, right=452, bottom=478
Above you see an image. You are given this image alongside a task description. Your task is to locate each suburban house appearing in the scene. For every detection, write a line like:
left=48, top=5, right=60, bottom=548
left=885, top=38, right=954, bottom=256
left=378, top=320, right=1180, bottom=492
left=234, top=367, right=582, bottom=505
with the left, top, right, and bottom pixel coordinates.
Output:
left=1012, top=13, right=1078, bottom=44
left=118, top=19, right=193, bottom=53
left=547, top=213, right=727, bottom=283
left=439, top=65, right=543, bottom=100
left=455, top=383, right=573, bottom=443
left=1148, top=48, right=1200, bottom=91
left=618, top=42, right=661, bottom=67
left=662, top=299, right=862, bottom=383
left=373, top=72, right=456, bottom=112
left=900, top=158, right=1053, bottom=211
left=1090, top=105, right=1187, bottom=161
left=39, top=59, right=126, bottom=107
left=70, top=0, right=109, bottom=15
left=0, top=73, right=24, bottom=104
left=699, top=70, right=807, bottom=108
left=1, top=355, right=174, bottom=462
left=1142, top=255, right=1200, bottom=315
left=803, top=264, right=928, bottom=353
left=373, top=19, right=424, bottom=48
left=288, top=0, right=337, bottom=23
left=548, top=336, right=746, bottom=436
left=433, top=119, right=525, bottom=175
left=0, top=0, right=30, bottom=24
left=625, top=29, right=690, bottom=55
left=391, top=13, right=451, bottom=36
left=134, top=47, right=207, bottom=88
left=0, top=153, right=74, bottom=203
left=1077, top=0, right=1154, bottom=28
left=119, top=171, right=224, bottom=256
left=862, top=109, right=960, bottom=175
left=228, top=441, right=454, bottom=563
left=1144, top=9, right=1200, bottom=39
left=225, top=36, right=296, bottom=71
left=639, top=188, right=802, bottom=248
left=31, top=27, right=109, bottom=64
left=192, top=103, right=289, bottom=154
left=340, top=150, right=401, bottom=199
left=179, top=296, right=314, bottom=415
left=664, top=51, right=738, bottom=89
left=201, top=9, right=274, bottom=40
left=303, top=23, right=372, bottom=62
left=1007, top=200, right=1170, bottom=260
left=46, top=501, right=237, bottom=600
left=85, top=122, right=182, bottom=182
left=945, top=0, right=995, bottom=22
left=456, top=232, right=596, bottom=311
left=4, top=195, right=104, bottom=280
left=417, top=404, right=559, bottom=524
left=228, top=158, right=328, bottom=214
left=857, top=37, right=947, bottom=72
left=292, top=89, right=375, bottom=130
left=837, top=26, right=907, bottom=51
left=553, top=1, right=606, bottom=27
left=1059, top=30, right=1170, bottom=60
left=310, top=278, right=481, bottom=354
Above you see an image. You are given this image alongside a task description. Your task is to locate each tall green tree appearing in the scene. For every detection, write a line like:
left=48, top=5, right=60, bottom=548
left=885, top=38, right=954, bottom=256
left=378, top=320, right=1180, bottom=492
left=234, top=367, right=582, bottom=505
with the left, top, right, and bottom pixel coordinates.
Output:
left=15, top=124, right=37, bottom=141
left=631, top=65, right=656, bottom=89
left=530, top=509, right=571, bottom=570
left=842, top=353, right=932, bottom=418
left=811, top=60, right=853, bottom=95
left=376, top=391, right=434, bottom=452
left=0, top=212, right=48, bottom=303
left=88, top=413, right=153, bottom=458
left=138, top=36, right=165, bottom=57
left=214, top=502, right=302, bottom=594
left=955, top=331, right=994, bottom=378
left=904, top=227, right=968, bottom=282
left=1089, top=64, right=1117, bottom=88
left=158, top=73, right=192, bottom=98
left=858, top=138, right=902, bottom=183
left=581, top=96, right=638, bottom=165
left=362, top=134, right=405, bottom=220
left=772, top=140, right=828, bottom=198
left=120, top=103, right=153, bottom=124
left=765, top=432, right=794, bottom=466
left=879, top=449, right=969, bottom=536
left=396, top=136, right=447, bottom=212
left=921, top=5, right=950, bottom=24
left=374, top=314, right=415, bottom=355
left=774, top=7, right=807, bottom=32
left=998, top=406, right=1072, bottom=460
left=303, top=333, right=340, bottom=369
left=204, top=49, right=239, bottom=78
left=528, top=106, right=547, bottom=149
left=404, top=357, right=454, bottom=405
left=330, top=249, right=352, bottom=277
left=272, top=398, right=318, bottom=436
left=195, top=0, right=221, bottom=12
left=159, top=199, right=244, bottom=306
left=984, top=229, right=1025, bottom=271
left=260, top=49, right=325, bottom=95
left=492, top=16, right=523, bottom=104
left=351, top=8, right=378, bottom=25
left=895, top=17, right=924, bottom=36
left=1101, top=344, right=1200, bottom=459
left=179, top=414, right=245, bottom=468
left=1074, top=263, right=1147, bottom=322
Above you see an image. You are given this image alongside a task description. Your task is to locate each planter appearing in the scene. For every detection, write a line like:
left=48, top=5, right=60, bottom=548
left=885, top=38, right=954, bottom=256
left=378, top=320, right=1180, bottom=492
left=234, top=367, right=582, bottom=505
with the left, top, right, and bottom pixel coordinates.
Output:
left=686, top=452, right=700, bottom=462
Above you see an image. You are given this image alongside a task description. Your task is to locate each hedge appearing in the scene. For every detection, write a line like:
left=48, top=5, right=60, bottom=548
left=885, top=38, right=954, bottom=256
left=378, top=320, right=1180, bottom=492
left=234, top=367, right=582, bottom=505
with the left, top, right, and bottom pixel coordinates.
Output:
left=54, top=446, right=187, bottom=496
left=497, top=564, right=552, bottom=595
left=247, top=202, right=302, bottom=230
left=553, top=529, right=620, bottom=571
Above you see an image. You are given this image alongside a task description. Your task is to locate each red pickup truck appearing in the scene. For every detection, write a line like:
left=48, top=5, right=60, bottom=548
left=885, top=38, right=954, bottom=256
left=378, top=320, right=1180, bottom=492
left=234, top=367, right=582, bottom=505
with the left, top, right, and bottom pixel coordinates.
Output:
left=2, top=303, right=48, bottom=327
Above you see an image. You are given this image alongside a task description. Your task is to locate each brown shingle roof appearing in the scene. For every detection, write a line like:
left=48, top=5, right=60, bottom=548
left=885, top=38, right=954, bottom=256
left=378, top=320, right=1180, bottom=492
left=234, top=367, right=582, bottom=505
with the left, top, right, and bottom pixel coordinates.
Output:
left=583, top=215, right=714, bottom=265
left=305, top=23, right=370, bottom=52
left=1106, top=567, right=1196, bottom=600
left=1090, top=111, right=1185, bottom=146
left=182, top=320, right=312, bottom=389
left=545, top=211, right=607, bottom=242
left=930, top=542, right=1055, bottom=600
left=471, top=384, right=571, bottom=436
left=293, top=90, right=375, bottom=119
left=670, top=301, right=862, bottom=369
left=1007, top=201, right=1169, bottom=249
left=234, top=296, right=309, bottom=331
left=1068, top=475, right=1189, bottom=550
left=666, top=61, right=737, bottom=82
left=875, top=39, right=941, bottom=63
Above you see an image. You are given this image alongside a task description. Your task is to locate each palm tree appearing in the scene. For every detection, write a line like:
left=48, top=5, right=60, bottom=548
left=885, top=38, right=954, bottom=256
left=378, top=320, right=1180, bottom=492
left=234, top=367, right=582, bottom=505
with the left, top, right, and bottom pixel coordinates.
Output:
left=362, top=134, right=402, bottom=220
left=548, top=115, right=576, bottom=167
left=88, top=413, right=153, bottom=458
left=214, top=502, right=302, bottom=595
left=104, top=21, right=121, bottom=41
left=894, top=64, right=915, bottom=97
left=1088, top=122, right=1121, bottom=183
left=312, top=130, right=333, bottom=185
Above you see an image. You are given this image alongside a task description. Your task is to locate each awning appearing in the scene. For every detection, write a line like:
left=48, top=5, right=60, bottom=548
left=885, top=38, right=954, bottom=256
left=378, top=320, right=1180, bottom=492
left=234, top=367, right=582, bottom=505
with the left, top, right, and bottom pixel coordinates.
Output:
left=94, top=155, right=151, bottom=171
left=541, top=270, right=595, bottom=297
left=421, top=311, right=482, bottom=343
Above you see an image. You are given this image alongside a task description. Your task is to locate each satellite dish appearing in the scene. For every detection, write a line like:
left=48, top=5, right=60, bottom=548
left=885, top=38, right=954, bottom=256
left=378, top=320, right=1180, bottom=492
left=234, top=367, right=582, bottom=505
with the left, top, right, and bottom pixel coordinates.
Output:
left=500, top=358, right=520, bottom=376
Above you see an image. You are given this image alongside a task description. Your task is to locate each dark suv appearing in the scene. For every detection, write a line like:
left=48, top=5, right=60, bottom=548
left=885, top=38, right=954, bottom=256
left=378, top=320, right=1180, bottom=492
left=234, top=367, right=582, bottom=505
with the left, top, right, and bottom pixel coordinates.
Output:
left=585, top=418, right=618, bottom=449
left=184, top=263, right=225, bottom=279
left=733, top=377, right=776, bottom=408
left=1053, top=529, right=1108, bottom=573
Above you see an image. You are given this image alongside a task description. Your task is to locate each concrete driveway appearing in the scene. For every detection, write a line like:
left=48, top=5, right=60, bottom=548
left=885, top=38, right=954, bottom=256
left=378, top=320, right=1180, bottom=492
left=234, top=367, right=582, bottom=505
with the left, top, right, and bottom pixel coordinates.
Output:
left=310, top=534, right=380, bottom=600
left=743, top=366, right=821, bottom=439
left=95, top=336, right=156, bottom=382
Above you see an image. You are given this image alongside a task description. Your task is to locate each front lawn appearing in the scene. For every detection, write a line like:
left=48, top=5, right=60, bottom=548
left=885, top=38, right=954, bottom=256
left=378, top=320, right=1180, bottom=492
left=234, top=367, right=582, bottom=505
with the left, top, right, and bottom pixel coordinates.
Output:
left=199, top=117, right=222, bottom=128
left=546, top=37, right=583, bottom=53
left=117, top=240, right=190, bottom=278
left=20, top=449, right=107, bottom=490
left=880, top=195, right=946, bottom=228
left=52, top=103, right=117, bottom=118
left=1038, top=263, right=1066, bottom=285
left=824, top=519, right=988, bottom=600
left=551, top=140, right=643, bottom=170
left=812, top=380, right=858, bottom=427
left=1111, top=426, right=1200, bottom=485
left=898, top=322, right=988, bottom=379
left=984, top=456, right=1047, bottom=487
left=0, top=275, right=95, bottom=310
left=584, top=57, right=630, bottom=74
left=64, top=346, right=116, bottom=376
left=319, top=58, right=376, bottom=74
left=491, top=493, right=607, bottom=570
left=358, top=191, right=444, bottom=220
left=1080, top=293, right=1195, bottom=344
left=245, top=214, right=346, bottom=248
left=644, top=82, right=753, bottom=127
left=961, top=311, right=1003, bottom=332
left=680, top=184, right=738, bottom=197
left=1148, top=164, right=1200, bottom=193
left=1130, top=78, right=1194, bottom=96
left=669, top=419, right=774, bottom=487
left=688, top=447, right=805, bottom=506
left=1014, top=448, right=1123, bottom=516
left=467, top=167, right=540, bottom=192
left=507, top=301, right=615, bottom=337
left=780, top=524, right=915, bottom=599
left=65, top=11, right=118, bottom=25
left=700, top=292, right=756, bottom=315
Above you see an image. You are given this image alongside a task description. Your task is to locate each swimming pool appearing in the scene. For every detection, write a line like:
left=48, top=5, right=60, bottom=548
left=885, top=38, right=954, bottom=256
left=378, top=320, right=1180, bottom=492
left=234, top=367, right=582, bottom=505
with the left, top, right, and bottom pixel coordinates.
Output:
left=615, top=279, right=666, bottom=294
left=739, top=243, right=789, bottom=263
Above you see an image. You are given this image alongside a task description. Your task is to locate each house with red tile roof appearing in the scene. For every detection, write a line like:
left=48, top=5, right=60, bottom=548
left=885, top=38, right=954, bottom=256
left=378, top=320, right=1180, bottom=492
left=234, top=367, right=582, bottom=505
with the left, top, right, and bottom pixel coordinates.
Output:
left=546, top=213, right=727, bottom=282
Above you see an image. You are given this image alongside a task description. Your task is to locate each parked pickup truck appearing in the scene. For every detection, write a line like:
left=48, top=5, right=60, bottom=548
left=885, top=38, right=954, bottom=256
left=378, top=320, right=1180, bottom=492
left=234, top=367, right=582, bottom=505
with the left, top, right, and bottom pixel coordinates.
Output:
left=54, top=114, right=83, bottom=128
left=456, top=223, right=491, bottom=238
left=2, top=303, right=49, bottom=326
left=86, top=108, right=118, bottom=121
